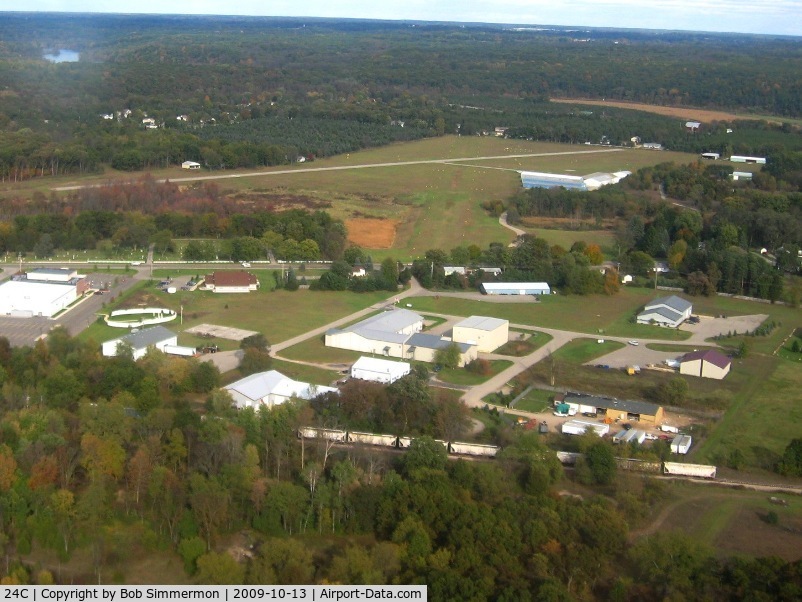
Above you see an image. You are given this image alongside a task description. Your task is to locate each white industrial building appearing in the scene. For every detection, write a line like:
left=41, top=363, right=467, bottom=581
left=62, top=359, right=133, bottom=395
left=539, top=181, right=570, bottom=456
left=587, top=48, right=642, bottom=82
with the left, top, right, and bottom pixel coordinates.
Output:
left=325, top=309, right=477, bottom=366
left=0, top=265, right=92, bottom=319
left=224, top=370, right=337, bottom=410
left=520, top=170, right=630, bottom=191
left=452, top=316, right=509, bottom=352
left=730, top=155, right=766, bottom=164
left=679, top=349, right=732, bottom=380
left=636, top=295, right=693, bottom=328
left=350, top=357, right=411, bottom=384
left=181, top=161, right=201, bottom=169
left=102, top=326, right=178, bottom=360
left=26, top=267, right=82, bottom=282
left=481, top=282, right=551, bottom=296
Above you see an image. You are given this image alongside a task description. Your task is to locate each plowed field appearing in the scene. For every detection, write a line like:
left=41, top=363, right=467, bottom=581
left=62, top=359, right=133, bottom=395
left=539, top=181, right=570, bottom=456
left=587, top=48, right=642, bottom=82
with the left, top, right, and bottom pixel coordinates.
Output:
left=346, top=218, right=397, bottom=248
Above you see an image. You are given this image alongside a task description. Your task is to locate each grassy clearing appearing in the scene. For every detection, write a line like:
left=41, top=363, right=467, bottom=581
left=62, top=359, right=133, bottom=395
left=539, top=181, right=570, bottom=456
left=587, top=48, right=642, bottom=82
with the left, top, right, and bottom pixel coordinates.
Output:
left=269, top=358, right=340, bottom=386
left=513, top=388, right=555, bottom=413
left=646, top=343, right=712, bottom=352
left=551, top=338, right=626, bottom=364
left=695, top=357, right=802, bottom=470
left=279, top=337, right=364, bottom=364
left=81, top=285, right=390, bottom=347
left=495, top=331, right=553, bottom=356
left=520, top=228, right=617, bottom=254
left=641, top=481, right=802, bottom=560
left=435, top=360, right=513, bottom=386
left=406, top=287, right=692, bottom=340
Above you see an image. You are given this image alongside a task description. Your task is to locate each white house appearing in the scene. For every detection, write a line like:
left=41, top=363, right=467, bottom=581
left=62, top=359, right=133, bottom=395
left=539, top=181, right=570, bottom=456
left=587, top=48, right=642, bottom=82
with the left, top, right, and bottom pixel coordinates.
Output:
left=679, top=349, right=732, bottom=380
left=182, top=161, right=201, bottom=170
left=637, top=295, right=693, bottom=328
left=102, top=326, right=177, bottom=361
left=350, top=357, right=411, bottom=384
left=224, top=370, right=337, bottom=410
left=452, top=316, right=509, bottom=352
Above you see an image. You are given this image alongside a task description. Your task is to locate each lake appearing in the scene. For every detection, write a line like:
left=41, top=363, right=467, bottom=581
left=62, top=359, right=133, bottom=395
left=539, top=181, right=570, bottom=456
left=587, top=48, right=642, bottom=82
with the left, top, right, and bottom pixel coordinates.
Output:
left=43, top=49, right=80, bottom=63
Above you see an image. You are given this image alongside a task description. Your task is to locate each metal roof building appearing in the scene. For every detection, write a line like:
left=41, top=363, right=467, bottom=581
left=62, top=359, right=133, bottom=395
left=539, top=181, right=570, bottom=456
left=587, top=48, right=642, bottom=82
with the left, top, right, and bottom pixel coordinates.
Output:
left=102, top=326, right=178, bottom=360
left=481, top=282, right=551, bottom=296
left=351, top=357, right=411, bottom=384
left=564, top=394, right=665, bottom=427
left=224, top=370, right=337, bottom=410
left=637, top=295, right=693, bottom=328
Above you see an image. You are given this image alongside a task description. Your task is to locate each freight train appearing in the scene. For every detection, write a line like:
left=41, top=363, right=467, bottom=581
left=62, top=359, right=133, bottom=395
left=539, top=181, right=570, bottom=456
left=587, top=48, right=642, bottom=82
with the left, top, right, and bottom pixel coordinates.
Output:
left=298, top=427, right=500, bottom=457
left=556, top=450, right=716, bottom=478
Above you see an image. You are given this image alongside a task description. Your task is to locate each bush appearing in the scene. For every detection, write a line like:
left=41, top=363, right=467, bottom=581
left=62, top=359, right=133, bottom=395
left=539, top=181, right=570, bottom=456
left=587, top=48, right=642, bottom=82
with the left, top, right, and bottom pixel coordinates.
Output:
left=466, top=358, right=492, bottom=376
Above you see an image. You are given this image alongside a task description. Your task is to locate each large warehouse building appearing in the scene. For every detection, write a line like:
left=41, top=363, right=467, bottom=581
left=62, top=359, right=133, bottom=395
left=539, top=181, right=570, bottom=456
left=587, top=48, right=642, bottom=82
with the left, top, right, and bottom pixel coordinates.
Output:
left=481, top=282, right=551, bottom=296
left=0, top=268, right=89, bottom=318
left=224, top=370, right=337, bottom=410
left=351, top=357, right=411, bottom=384
left=520, top=170, right=630, bottom=191
left=325, top=309, right=477, bottom=366
left=636, top=295, right=693, bottom=328
left=452, top=316, right=509, bottom=352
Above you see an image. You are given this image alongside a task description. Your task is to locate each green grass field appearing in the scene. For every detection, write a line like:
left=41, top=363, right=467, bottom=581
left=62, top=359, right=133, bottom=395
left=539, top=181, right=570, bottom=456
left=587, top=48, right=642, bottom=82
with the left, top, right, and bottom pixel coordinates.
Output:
left=79, top=285, right=391, bottom=348
left=269, top=358, right=340, bottom=386
left=513, top=387, right=555, bottom=413
left=279, top=336, right=364, bottom=364
left=495, top=330, right=553, bottom=356
left=435, top=360, right=513, bottom=386
left=405, top=287, right=692, bottom=340
left=551, top=338, right=626, bottom=364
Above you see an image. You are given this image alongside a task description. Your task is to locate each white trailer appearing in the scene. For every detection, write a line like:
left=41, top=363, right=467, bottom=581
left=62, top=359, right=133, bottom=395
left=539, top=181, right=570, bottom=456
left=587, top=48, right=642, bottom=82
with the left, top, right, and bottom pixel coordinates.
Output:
left=347, top=432, right=398, bottom=447
left=614, top=429, right=646, bottom=445
left=448, top=442, right=500, bottom=457
left=660, top=424, right=680, bottom=434
left=578, top=404, right=597, bottom=415
left=556, top=451, right=583, bottom=465
left=561, top=420, right=609, bottom=437
left=298, top=427, right=346, bottom=442
left=163, top=344, right=197, bottom=357
left=396, top=437, right=414, bottom=448
left=671, top=434, right=692, bottom=454
left=663, top=461, right=716, bottom=479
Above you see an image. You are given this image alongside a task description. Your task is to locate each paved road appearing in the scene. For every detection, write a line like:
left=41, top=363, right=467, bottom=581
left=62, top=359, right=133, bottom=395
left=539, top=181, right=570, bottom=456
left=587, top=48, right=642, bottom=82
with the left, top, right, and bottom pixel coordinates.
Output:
left=51, top=148, right=624, bottom=191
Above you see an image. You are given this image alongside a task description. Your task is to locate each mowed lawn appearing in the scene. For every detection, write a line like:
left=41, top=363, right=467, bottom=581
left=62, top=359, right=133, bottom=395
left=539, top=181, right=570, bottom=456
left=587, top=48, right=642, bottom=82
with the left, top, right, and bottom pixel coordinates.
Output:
left=406, top=287, right=692, bottom=339
left=80, top=286, right=391, bottom=347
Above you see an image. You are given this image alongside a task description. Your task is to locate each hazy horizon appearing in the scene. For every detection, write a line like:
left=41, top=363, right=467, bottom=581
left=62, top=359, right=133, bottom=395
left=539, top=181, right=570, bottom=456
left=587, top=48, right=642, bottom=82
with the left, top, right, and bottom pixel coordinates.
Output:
left=6, top=1, right=802, bottom=37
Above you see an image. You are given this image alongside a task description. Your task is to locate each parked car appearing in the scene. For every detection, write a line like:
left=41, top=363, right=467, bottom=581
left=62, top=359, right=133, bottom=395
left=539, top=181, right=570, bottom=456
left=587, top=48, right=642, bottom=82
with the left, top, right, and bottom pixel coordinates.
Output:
left=241, top=262, right=251, bottom=268
left=628, top=340, right=639, bottom=346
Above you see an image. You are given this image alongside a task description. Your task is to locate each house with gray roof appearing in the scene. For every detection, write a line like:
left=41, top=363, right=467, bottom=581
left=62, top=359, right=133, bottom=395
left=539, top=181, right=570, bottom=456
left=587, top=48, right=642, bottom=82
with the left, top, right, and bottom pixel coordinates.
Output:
left=102, top=326, right=177, bottom=360
left=636, top=295, right=693, bottom=328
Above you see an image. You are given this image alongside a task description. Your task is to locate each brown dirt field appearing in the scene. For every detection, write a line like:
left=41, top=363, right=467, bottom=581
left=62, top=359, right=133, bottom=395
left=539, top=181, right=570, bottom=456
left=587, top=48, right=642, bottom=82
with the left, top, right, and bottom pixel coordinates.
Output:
left=346, top=218, right=398, bottom=249
left=550, top=98, right=778, bottom=124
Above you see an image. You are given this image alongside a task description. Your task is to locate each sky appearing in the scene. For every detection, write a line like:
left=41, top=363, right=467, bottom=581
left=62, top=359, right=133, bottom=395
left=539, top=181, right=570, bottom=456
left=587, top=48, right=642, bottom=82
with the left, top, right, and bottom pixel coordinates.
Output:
left=5, top=0, right=802, bottom=37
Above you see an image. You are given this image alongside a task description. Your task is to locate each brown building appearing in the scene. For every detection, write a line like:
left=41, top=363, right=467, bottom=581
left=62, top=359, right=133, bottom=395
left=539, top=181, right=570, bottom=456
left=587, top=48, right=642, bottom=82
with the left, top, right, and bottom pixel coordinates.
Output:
left=202, top=271, right=259, bottom=293
left=564, top=394, right=665, bottom=427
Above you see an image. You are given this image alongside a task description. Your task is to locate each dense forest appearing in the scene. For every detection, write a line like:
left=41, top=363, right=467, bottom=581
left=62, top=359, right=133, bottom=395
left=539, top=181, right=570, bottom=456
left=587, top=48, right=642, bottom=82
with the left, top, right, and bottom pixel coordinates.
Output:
left=0, top=329, right=801, bottom=597
left=1, top=14, right=802, bottom=180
